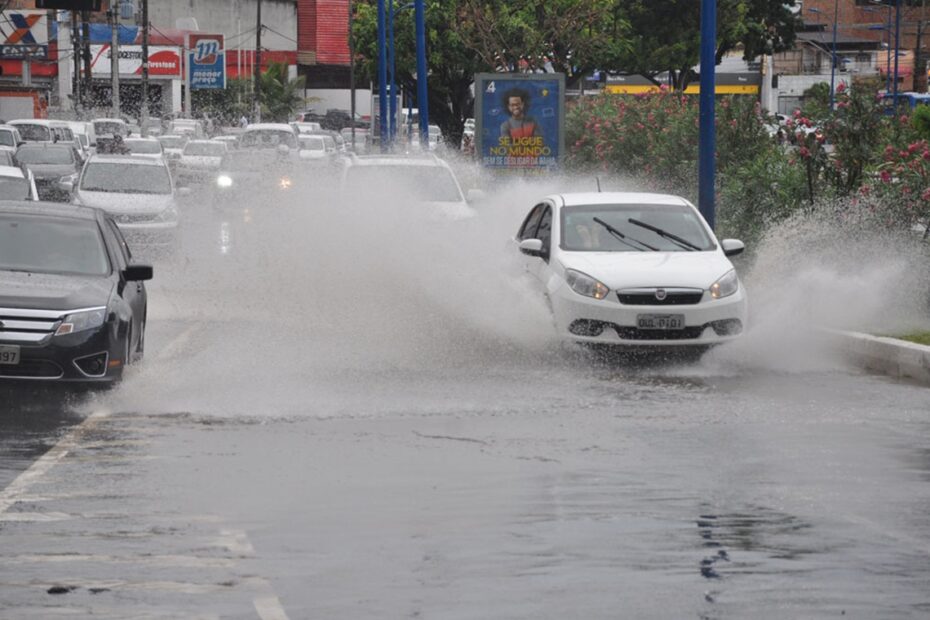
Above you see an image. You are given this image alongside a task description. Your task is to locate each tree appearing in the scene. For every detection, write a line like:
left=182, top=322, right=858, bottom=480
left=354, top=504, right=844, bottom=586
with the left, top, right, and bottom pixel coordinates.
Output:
left=258, top=62, right=307, bottom=123
left=613, top=0, right=799, bottom=90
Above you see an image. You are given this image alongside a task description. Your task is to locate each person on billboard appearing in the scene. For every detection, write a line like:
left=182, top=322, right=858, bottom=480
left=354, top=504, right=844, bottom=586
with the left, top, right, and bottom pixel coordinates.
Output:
left=500, top=88, right=542, bottom=140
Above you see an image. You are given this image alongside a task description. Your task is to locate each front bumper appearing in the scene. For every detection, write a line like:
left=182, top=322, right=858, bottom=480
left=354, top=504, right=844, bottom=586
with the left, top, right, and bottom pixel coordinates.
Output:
left=0, top=324, right=123, bottom=384
left=551, top=282, right=748, bottom=347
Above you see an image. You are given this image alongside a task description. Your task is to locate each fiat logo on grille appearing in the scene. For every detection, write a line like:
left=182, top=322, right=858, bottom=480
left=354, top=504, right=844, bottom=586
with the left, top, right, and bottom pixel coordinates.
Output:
left=655, top=289, right=667, bottom=301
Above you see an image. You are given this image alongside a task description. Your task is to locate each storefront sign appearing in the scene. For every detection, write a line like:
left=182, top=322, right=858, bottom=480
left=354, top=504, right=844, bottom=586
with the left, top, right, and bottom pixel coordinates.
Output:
left=89, top=45, right=182, bottom=78
left=188, top=34, right=226, bottom=90
left=0, top=10, right=48, bottom=59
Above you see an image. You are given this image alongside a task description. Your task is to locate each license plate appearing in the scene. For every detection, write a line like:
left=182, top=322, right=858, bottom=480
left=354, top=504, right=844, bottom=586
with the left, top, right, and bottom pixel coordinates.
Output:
left=0, top=345, right=20, bottom=365
left=636, top=314, right=685, bottom=330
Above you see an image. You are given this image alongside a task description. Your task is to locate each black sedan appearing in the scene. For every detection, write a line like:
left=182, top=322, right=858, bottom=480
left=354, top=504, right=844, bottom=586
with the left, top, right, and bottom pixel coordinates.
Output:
left=0, top=202, right=151, bottom=386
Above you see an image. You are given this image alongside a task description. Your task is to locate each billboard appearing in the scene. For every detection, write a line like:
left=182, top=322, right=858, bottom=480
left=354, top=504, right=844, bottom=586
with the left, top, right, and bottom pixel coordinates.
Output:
left=188, top=33, right=226, bottom=90
left=90, top=45, right=182, bottom=78
left=0, top=10, right=49, bottom=60
left=475, top=73, right=564, bottom=172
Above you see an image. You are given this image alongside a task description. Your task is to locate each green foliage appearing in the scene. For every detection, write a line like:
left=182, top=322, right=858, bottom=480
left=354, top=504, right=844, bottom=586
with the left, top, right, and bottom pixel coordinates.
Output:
left=192, top=79, right=253, bottom=125
left=800, top=82, right=830, bottom=122
left=258, top=62, right=306, bottom=123
left=911, top=104, right=930, bottom=141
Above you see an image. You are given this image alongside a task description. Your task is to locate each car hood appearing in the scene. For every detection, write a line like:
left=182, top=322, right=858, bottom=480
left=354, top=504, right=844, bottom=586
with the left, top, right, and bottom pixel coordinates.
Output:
left=24, top=163, right=76, bottom=180
left=0, top=270, right=112, bottom=311
left=75, top=190, right=175, bottom=215
left=560, top=250, right=733, bottom=289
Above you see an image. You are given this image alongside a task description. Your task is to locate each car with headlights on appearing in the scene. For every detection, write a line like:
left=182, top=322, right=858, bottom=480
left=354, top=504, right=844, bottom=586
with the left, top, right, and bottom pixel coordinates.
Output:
left=0, top=201, right=151, bottom=385
left=176, top=139, right=227, bottom=185
left=16, top=143, right=82, bottom=202
left=515, top=192, right=747, bottom=348
left=70, top=154, right=181, bottom=254
left=213, top=149, right=301, bottom=210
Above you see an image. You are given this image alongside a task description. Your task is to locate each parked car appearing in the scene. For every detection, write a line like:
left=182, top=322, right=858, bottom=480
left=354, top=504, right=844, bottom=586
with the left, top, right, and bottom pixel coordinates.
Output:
left=0, top=202, right=151, bottom=385
left=70, top=154, right=181, bottom=253
left=16, top=143, right=82, bottom=202
left=0, top=165, right=38, bottom=201
left=514, top=192, right=747, bottom=349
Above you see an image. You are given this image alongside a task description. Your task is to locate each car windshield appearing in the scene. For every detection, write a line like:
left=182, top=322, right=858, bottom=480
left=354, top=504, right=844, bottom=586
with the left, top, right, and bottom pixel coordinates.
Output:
left=240, top=130, right=297, bottom=149
left=0, top=130, right=16, bottom=147
left=345, top=165, right=463, bottom=202
left=93, top=121, right=126, bottom=137
left=0, top=215, right=109, bottom=276
left=158, top=136, right=186, bottom=149
left=125, top=140, right=162, bottom=154
left=560, top=204, right=715, bottom=252
left=0, top=177, right=30, bottom=200
left=184, top=142, right=225, bottom=156
left=81, top=162, right=171, bottom=194
left=299, top=137, right=325, bottom=151
left=16, top=146, right=74, bottom=165
left=15, top=124, right=52, bottom=141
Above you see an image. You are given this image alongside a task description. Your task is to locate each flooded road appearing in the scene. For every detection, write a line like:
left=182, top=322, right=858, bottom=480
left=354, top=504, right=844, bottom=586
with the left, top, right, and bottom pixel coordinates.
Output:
left=2, top=176, right=930, bottom=618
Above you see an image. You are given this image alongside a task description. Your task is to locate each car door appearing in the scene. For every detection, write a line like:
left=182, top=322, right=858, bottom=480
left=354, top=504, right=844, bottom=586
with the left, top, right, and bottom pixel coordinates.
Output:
left=515, top=202, right=549, bottom=295
left=526, top=204, right=556, bottom=295
left=105, top=218, right=146, bottom=350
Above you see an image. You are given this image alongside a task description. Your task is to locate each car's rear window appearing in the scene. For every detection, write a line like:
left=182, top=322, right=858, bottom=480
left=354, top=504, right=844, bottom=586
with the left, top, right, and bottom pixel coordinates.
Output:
left=184, top=142, right=225, bottom=156
left=0, top=215, right=109, bottom=276
left=125, top=140, right=162, bottom=154
left=14, top=124, right=52, bottom=142
left=16, top=145, right=74, bottom=165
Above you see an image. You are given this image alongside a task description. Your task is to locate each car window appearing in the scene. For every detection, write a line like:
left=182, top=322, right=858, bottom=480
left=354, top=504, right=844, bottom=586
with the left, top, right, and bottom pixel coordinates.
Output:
left=0, top=176, right=30, bottom=200
left=0, top=214, right=110, bottom=276
left=17, top=145, right=74, bottom=165
left=536, top=206, right=552, bottom=256
left=518, top=204, right=546, bottom=240
left=0, top=151, right=14, bottom=166
left=560, top=203, right=715, bottom=252
left=125, top=140, right=162, bottom=154
left=299, top=136, right=325, bottom=151
left=0, top=130, right=15, bottom=147
left=183, top=142, right=225, bottom=156
left=81, top=162, right=172, bottom=194
left=240, top=130, right=297, bottom=150
left=93, top=121, right=127, bottom=137
left=158, top=136, right=186, bottom=149
left=14, top=124, right=52, bottom=142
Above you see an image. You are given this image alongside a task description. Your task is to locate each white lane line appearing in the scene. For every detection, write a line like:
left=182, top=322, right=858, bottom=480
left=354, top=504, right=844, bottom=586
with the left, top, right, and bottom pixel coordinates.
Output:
left=254, top=593, right=291, bottom=620
left=0, top=409, right=110, bottom=514
left=153, top=322, right=200, bottom=362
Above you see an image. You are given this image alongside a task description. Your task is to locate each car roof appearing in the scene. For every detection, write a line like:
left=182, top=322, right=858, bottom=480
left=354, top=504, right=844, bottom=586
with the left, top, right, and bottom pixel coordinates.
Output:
left=244, top=123, right=294, bottom=132
left=0, top=125, right=19, bottom=131
left=0, top=200, right=101, bottom=220
left=88, top=154, right=166, bottom=166
left=555, top=192, right=692, bottom=208
left=9, top=119, right=53, bottom=126
left=0, top=165, right=25, bottom=178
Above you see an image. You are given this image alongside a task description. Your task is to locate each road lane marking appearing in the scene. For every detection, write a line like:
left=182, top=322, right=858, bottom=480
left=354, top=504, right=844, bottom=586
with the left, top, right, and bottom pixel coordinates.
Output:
left=254, top=593, right=291, bottom=620
left=153, top=322, right=200, bottom=362
left=0, top=409, right=110, bottom=514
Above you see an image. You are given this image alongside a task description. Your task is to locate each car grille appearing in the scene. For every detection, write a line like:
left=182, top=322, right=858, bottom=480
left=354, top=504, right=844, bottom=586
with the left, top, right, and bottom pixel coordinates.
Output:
left=614, top=326, right=706, bottom=340
left=617, top=288, right=704, bottom=306
left=0, top=359, right=63, bottom=378
left=0, top=307, right=63, bottom=343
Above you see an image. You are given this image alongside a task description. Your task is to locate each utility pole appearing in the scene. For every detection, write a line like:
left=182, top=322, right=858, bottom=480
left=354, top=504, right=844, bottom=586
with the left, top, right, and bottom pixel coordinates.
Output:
left=82, top=10, right=91, bottom=108
left=254, top=0, right=262, bottom=122
left=141, top=0, right=149, bottom=134
left=71, top=10, right=81, bottom=111
left=109, top=5, right=120, bottom=118
left=349, top=0, right=356, bottom=150
left=414, top=0, right=428, bottom=148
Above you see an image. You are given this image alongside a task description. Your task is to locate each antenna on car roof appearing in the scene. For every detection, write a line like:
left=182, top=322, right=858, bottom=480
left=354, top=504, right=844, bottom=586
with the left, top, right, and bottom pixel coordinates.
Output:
left=595, top=177, right=602, bottom=192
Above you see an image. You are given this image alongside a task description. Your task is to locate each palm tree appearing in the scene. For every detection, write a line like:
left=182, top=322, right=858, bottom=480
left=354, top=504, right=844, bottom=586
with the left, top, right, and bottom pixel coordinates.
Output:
left=259, top=62, right=307, bottom=122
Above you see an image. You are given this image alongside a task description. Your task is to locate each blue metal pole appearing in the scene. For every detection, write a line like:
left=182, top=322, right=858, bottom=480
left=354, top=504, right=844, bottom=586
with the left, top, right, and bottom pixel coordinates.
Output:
left=698, top=0, right=716, bottom=230
left=389, top=0, right=396, bottom=146
left=414, top=0, right=428, bottom=148
left=377, top=0, right=388, bottom=151
left=887, top=3, right=892, bottom=92
left=893, top=0, right=901, bottom=112
left=830, top=0, right=838, bottom=112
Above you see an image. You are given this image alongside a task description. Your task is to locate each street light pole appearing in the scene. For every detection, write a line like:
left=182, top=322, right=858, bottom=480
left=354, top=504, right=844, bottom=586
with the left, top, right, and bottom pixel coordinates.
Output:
left=109, top=6, right=120, bottom=118
left=829, top=0, right=838, bottom=112
left=388, top=0, right=396, bottom=146
left=414, top=0, right=428, bottom=148
left=377, top=0, right=388, bottom=151
left=141, top=0, right=149, bottom=134
left=698, top=0, right=715, bottom=230
left=894, top=0, right=901, bottom=112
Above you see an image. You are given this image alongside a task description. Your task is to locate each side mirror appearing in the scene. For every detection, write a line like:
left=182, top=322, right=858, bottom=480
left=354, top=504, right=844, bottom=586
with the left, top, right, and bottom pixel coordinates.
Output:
left=519, top=238, right=545, bottom=257
left=466, top=189, right=486, bottom=203
left=123, top=264, right=153, bottom=282
left=56, top=180, right=74, bottom=193
left=721, top=239, right=745, bottom=257
left=177, top=186, right=192, bottom=197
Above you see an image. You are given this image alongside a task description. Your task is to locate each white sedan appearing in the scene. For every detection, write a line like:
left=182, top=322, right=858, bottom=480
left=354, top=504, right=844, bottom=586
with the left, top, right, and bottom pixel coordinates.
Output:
left=516, top=192, right=747, bottom=347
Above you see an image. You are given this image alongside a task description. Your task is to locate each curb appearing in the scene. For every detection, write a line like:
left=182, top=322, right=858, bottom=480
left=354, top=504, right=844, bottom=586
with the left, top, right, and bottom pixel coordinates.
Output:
left=830, top=330, right=930, bottom=386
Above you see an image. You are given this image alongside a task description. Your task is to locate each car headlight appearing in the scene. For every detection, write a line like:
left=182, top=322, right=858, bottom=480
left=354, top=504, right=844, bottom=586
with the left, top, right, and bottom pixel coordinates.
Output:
left=710, top=269, right=739, bottom=299
left=565, top=269, right=609, bottom=300
left=55, top=307, right=107, bottom=336
left=279, top=176, right=293, bottom=190
left=217, top=174, right=233, bottom=188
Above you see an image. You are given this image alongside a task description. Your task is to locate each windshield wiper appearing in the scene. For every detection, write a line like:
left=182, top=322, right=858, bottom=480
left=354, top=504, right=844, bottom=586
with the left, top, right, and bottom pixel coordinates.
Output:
left=592, top=217, right=658, bottom=251
left=627, top=218, right=701, bottom=251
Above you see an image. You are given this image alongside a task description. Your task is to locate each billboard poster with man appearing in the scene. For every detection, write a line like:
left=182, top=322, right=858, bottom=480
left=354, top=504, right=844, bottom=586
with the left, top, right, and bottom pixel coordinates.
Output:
left=475, top=73, right=564, bottom=173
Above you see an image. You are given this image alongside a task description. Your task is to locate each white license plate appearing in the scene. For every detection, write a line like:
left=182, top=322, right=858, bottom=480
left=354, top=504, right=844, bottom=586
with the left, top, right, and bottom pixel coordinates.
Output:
left=636, top=314, right=685, bottom=330
left=0, top=345, right=20, bottom=365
